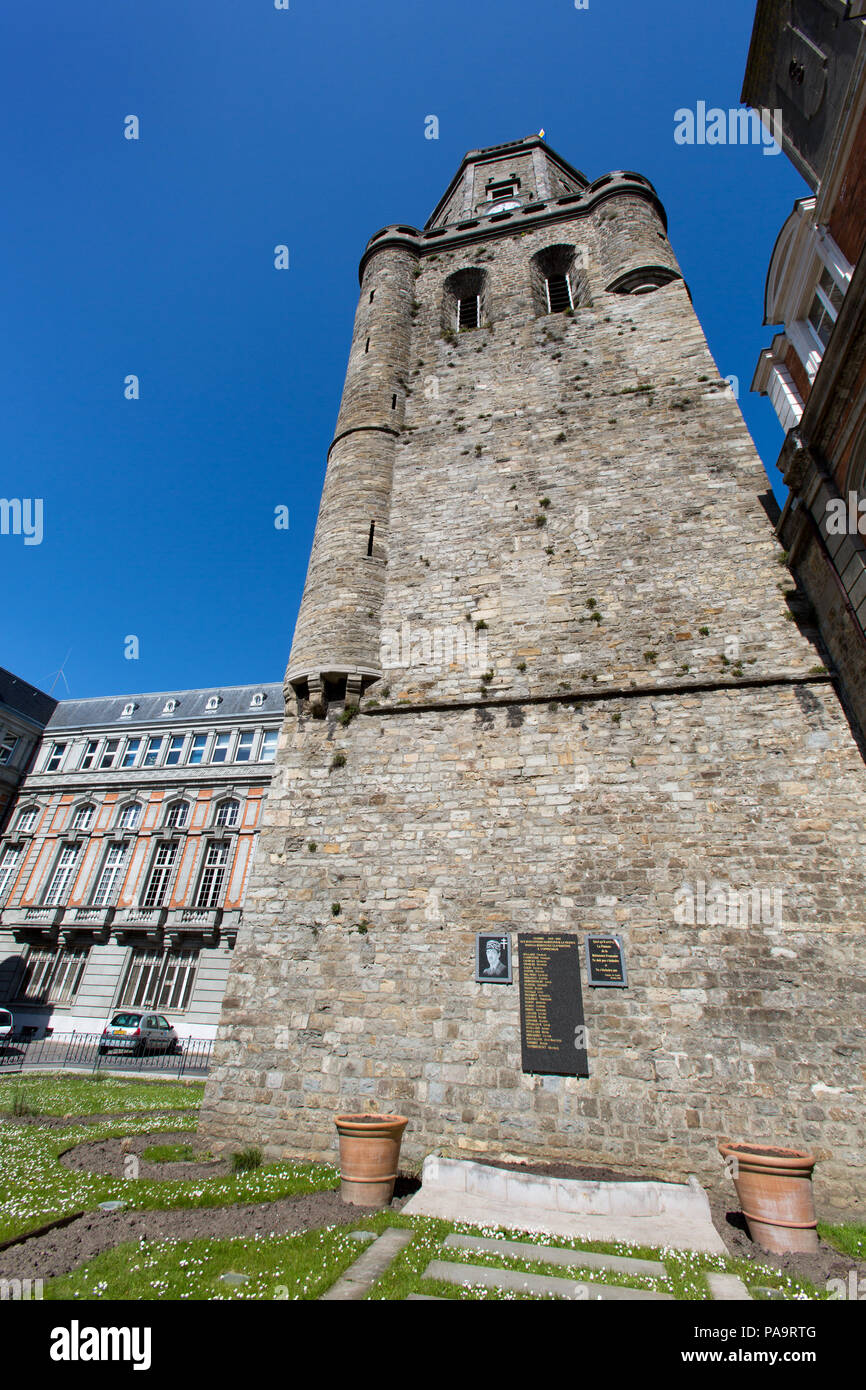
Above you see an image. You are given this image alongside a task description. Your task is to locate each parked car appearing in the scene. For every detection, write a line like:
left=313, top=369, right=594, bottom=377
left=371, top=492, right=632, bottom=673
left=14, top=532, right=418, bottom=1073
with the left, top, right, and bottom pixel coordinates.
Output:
left=0, top=1009, right=12, bottom=1046
left=98, top=1010, right=180, bottom=1056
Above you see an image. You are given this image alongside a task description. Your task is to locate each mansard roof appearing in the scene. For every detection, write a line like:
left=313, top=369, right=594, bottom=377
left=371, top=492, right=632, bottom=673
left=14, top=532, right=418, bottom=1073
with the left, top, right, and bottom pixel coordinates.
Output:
left=45, top=681, right=285, bottom=732
left=0, top=666, right=57, bottom=728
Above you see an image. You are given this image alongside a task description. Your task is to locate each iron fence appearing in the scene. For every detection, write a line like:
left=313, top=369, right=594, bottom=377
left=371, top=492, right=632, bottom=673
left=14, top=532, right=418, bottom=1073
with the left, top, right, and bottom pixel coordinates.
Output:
left=0, top=1031, right=212, bottom=1077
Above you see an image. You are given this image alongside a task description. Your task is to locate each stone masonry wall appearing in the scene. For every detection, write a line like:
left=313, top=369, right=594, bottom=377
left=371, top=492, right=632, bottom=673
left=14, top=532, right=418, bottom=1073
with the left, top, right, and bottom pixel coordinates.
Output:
left=200, top=163, right=866, bottom=1210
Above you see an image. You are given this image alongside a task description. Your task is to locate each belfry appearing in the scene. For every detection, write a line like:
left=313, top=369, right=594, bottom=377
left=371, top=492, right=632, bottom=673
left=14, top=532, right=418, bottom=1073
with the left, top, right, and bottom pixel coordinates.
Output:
left=200, top=136, right=866, bottom=1209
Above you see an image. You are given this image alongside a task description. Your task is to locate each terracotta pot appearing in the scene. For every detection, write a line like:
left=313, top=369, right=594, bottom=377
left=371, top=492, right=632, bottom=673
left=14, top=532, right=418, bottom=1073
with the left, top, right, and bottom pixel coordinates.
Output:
left=718, top=1139, right=818, bottom=1253
left=335, top=1113, right=408, bottom=1208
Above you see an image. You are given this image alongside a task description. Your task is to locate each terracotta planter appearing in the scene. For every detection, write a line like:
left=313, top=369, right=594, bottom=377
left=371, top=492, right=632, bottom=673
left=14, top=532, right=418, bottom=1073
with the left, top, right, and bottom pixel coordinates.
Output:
left=718, top=1139, right=818, bottom=1253
left=335, top=1113, right=408, bottom=1208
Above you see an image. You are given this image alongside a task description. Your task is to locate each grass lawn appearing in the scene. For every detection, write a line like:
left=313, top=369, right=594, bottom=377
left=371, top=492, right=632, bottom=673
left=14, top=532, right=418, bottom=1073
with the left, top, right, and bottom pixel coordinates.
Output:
left=43, top=1211, right=823, bottom=1301
left=0, top=1073, right=204, bottom=1116
left=0, top=1112, right=339, bottom=1244
left=819, top=1221, right=866, bottom=1261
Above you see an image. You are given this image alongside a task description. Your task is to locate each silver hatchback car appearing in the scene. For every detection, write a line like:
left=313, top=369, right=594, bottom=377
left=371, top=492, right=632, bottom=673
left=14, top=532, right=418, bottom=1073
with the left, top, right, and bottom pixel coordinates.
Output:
left=99, top=1010, right=180, bottom=1056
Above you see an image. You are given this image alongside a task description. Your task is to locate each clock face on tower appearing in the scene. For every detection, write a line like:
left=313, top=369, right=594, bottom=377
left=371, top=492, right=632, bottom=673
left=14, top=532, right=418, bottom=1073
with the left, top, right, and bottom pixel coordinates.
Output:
left=488, top=199, right=521, bottom=212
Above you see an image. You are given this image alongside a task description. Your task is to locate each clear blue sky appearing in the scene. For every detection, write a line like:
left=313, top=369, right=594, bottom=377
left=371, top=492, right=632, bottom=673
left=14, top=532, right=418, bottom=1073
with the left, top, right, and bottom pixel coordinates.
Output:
left=1, top=0, right=808, bottom=700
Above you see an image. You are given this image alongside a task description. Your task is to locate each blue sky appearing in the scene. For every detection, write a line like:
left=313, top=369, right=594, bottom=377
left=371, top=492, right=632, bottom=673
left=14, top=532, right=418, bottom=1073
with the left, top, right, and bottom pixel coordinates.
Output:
left=1, top=0, right=808, bottom=700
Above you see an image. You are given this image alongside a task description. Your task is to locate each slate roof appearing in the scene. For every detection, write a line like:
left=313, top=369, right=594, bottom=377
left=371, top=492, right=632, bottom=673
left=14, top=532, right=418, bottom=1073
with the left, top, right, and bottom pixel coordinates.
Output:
left=45, top=682, right=285, bottom=731
left=0, top=667, right=58, bottom=728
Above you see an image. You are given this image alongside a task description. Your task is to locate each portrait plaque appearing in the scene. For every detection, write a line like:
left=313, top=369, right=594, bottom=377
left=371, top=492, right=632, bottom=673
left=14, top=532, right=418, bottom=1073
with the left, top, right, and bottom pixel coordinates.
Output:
left=475, top=932, right=512, bottom=984
left=517, top=933, right=588, bottom=1076
left=585, top=934, right=628, bottom=988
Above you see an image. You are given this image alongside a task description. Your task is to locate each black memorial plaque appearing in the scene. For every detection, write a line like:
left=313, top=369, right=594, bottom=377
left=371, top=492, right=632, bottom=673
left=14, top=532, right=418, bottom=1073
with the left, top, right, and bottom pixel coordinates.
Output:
left=585, top=934, right=628, bottom=988
left=518, top=933, right=588, bottom=1076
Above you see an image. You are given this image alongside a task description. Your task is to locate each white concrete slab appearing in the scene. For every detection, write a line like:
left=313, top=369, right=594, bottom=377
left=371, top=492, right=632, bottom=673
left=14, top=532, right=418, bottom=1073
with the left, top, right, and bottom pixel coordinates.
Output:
left=402, top=1158, right=727, bottom=1254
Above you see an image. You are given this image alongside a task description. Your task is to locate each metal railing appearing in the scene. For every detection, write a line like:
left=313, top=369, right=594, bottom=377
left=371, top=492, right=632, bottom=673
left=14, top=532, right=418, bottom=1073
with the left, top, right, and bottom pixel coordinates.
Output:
left=0, top=1031, right=212, bottom=1077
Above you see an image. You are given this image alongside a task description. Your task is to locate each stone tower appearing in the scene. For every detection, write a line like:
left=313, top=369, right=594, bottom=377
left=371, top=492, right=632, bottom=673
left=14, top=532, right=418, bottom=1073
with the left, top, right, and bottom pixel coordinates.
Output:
left=200, top=136, right=866, bottom=1209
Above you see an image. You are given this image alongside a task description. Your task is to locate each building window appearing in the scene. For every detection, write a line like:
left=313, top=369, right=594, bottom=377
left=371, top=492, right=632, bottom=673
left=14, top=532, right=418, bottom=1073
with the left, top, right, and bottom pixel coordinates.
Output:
left=79, top=740, right=100, bottom=770
left=250, top=692, right=265, bottom=708
left=215, top=799, right=239, bottom=828
left=16, top=807, right=38, bottom=833
left=187, top=734, right=207, bottom=765
left=806, top=266, right=843, bottom=351
left=259, top=730, right=278, bottom=762
left=235, top=732, right=254, bottom=762
left=141, top=842, right=177, bottom=907
left=91, top=842, right=128, bottom=906
left=119, top=947, right=198, bottom=1013
left=162, top=699, right=178, bottom=714
left=457, top=295, right=480, bottom=330
left=43, top=843, right=80, bottom=904
left=165, top=734, right=185, bottom=766
left=196, top=840, right=229, bottom=908
left=211, top=733, right=231, bottom=764
left=71, top=804, right=95, bottom=830
left=121, top=702, right=137, bottom=718
left=17, top=945, right=88, bottom=1000
left=45, top=743, right=67, bottom=773
left=0, top=845, right=21, bottom=903
left=99, top=739, right=121, bottom=770
left=443, top=268, right=487, bottom=336
left=545, top=273, right=573, bottom=313
left=164, top=801, right=189, bottom=829
left=205, top=696, right=221, bottom=711
left=117, top=803, right=141, bottom=830
left=0, top=733, right=18, bottom=766
left=487, top=180, right=517, bottom=204
left=142, top=737, right=163, bottom=768
left=120, top=738, right=142, bottom=769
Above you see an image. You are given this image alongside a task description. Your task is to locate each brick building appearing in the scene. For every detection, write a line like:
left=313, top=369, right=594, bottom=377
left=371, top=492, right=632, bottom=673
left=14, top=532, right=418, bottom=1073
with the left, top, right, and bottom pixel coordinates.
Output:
left=199, top=135, right=866, bottom=1209
left=0, top=682, right=282, bottom=1038
left=745, top=0, right=866, bottom=738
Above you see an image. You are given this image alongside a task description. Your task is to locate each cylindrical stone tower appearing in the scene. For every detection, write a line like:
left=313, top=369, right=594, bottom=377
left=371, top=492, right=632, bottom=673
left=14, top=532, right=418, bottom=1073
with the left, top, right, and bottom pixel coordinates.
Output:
left=285, top=238, right=419, bottom=713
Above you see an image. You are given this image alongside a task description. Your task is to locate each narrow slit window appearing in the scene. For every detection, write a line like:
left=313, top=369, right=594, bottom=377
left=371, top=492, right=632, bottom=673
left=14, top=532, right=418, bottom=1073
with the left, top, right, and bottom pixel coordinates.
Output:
left=457, top=295, right=480, bottom=330
left=369, top=290, right=375, bottom=302
left=367, top=522, right=375, bottom=556
left=365, top=338, right=370, bottom=353
left=545, top=274, right=573, bottom=313
left=391, top=394, right=397, bottom=409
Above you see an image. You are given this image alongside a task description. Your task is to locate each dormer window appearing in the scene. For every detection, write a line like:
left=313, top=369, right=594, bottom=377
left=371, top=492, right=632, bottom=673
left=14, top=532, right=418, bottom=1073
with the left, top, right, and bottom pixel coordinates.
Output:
left=162, top=699, right=178, bottom=715
left=205, top=696, right=221, bottom=711
left=121, top=702, right=137, bottom=718
left=250, top=692, right=265, bottom=708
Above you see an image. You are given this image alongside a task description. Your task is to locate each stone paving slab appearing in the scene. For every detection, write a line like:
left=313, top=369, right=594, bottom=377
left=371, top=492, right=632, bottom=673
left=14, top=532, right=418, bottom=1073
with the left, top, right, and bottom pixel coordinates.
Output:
left=443, top=1232, right=666, bottom=1277
left=320, top=1227, right=415, bottom=1301
left=423, top=1259, right=674, bottom=1301
left=706, top=1272, right=753, bottom=1301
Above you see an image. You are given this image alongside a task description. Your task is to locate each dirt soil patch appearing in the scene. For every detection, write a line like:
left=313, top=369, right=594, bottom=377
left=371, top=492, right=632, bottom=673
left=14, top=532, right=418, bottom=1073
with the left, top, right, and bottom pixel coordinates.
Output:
left=59, top=1131, right=229, bottom=1181
left=0, top=1189, right=413, bottom=1285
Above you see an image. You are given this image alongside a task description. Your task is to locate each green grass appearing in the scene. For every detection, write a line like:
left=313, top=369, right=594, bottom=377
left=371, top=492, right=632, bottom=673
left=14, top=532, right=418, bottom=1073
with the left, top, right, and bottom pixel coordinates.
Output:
left=819, top=1220, right=866, bottom=1260
left=46, top=1227, right=365, bottom=1301
left=42, top=1211, right=823, bottom=1302
left=141, top=1142, right=204, bottom=1164
left=0, top=1073, right=204, bottom=1116
left=0, top=1115, right=339, bottom=1244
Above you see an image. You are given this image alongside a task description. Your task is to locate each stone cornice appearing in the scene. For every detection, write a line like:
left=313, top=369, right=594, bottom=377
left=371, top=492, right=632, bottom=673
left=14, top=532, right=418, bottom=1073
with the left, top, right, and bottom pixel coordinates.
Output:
left=358, top=175, right=669, bottom=284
